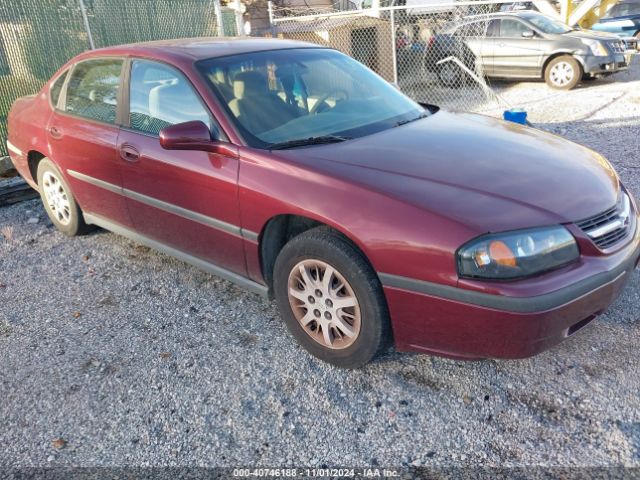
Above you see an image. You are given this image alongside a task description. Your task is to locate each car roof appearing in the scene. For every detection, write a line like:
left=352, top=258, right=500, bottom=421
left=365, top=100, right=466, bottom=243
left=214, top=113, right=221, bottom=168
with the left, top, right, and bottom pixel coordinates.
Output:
left=462, top=10, right=539, bottom=21
left=81, top=37, right=321, bottom=63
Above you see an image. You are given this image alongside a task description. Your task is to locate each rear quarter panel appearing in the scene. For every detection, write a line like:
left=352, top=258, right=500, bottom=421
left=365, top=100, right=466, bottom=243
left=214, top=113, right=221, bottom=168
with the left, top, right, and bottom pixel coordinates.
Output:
left=595, top=16, right=640, bottom=36
left=8, top=89, right=55, bottom=188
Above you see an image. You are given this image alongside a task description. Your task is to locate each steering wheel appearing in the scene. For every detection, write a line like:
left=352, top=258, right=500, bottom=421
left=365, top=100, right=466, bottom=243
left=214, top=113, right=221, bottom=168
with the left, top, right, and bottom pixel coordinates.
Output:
left=309, top=90, right=349, bottom=115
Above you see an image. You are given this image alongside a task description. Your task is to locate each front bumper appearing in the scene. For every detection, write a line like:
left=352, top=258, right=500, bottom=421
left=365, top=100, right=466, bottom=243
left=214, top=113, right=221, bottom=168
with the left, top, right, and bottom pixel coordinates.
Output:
left=383, top=217, right=640, bottom=360
left=580, top=53, right=629, bottom=75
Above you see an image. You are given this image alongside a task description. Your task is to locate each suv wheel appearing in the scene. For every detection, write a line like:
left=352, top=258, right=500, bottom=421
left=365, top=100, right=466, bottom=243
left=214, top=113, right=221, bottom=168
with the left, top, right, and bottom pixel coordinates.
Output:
left=37, top=158, right=91, bottom=236
left=545, top=55, right=581, bottom=90
left=437, top=61, right=464, bottom=88
left=273, top=227, right=391, bottom=368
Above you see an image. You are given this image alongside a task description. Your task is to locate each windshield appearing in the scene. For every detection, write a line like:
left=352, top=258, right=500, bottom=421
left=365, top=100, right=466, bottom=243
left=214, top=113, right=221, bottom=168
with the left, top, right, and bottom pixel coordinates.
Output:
left=197, top=48, right=425, bottom=149
left=520, top=12, right=572, bottom=34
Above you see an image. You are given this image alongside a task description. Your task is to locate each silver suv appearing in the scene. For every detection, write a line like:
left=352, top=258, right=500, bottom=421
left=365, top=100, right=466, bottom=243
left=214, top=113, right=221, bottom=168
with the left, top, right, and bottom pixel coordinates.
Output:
left=430, top=11, right=630, bottom=89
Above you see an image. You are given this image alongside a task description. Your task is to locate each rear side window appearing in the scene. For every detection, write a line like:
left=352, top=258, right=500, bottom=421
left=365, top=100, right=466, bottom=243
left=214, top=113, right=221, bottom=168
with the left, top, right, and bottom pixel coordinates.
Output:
left=50, top=70, right=68, bottom=108
left=128, top=59, right=212, bottom=136
left=487, top=19, right=500, bottom=37
left=606, top=3, right=640, bottom=16
left=65, top=58, right=123, bottom=124
left=458, top=21, right=488, bottom=37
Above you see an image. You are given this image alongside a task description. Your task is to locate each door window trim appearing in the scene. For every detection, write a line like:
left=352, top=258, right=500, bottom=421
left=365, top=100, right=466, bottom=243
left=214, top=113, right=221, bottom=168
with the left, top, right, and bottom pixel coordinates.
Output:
left=48, top=68, right=70, bottom=110
left=121, top=56, right=227, bottom=142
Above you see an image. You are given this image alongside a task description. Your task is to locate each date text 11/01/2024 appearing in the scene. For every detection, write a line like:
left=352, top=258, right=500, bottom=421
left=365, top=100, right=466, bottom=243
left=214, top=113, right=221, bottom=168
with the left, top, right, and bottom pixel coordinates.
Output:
left=232, top=468, right=400, bottom=477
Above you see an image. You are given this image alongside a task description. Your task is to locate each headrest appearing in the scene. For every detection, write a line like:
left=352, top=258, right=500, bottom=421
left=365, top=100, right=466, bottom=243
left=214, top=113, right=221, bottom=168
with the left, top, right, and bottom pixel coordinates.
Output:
left=233, top=71, right=268, bottom=100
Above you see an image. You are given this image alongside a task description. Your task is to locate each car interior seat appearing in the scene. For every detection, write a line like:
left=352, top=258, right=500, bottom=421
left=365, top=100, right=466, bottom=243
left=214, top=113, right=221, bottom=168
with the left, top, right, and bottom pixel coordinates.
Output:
left=228, top=70, right=300, bottom=135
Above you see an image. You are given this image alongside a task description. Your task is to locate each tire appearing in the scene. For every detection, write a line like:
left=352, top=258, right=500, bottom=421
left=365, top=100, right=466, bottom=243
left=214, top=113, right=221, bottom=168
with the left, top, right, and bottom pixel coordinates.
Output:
left=37, top=158, right=91, bottom=236
left=273, top=227, right=391, bottom=368
left=437, top=61, right=465, bottom=88
left=436, top=46, right=477, bottom=88
left=544, top=55, right=582, bottom=90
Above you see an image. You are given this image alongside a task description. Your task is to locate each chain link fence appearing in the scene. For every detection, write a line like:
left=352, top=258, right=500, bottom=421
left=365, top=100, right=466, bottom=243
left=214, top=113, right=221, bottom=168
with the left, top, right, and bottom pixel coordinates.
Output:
left=0, top=0, right=225, bottom=157
left=269, top=0, right=519, bottom=114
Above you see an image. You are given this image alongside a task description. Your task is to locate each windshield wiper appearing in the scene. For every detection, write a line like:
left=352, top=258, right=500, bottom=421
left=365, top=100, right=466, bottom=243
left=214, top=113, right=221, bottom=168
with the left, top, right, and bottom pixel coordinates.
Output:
left=395, top=113, right=429, bottom=127
left=269, top=135, right=352, bottom=150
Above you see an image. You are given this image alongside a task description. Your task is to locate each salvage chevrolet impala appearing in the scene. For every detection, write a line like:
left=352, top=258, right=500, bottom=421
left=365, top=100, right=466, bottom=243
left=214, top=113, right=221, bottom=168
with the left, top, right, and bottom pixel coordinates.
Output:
left=7, top=38, right=639, bottom=367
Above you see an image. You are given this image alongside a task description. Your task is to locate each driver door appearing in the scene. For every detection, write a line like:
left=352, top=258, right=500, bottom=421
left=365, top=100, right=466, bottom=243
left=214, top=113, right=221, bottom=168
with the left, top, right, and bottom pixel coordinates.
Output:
left=116, top=59, right=245, bottom=274
left=493, top=18, right=541, bottom=77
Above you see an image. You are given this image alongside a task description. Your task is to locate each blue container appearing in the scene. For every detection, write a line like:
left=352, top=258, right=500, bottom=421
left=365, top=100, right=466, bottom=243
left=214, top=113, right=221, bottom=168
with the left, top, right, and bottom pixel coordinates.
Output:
left=503, top=108, right=527, bottom=125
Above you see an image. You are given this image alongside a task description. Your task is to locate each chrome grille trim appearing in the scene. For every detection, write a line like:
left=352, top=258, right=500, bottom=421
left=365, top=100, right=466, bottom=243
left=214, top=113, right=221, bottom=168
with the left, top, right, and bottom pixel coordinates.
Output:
left=608, top=40, right=625, bottom=54
left=576, top=193, right=632, bottom=249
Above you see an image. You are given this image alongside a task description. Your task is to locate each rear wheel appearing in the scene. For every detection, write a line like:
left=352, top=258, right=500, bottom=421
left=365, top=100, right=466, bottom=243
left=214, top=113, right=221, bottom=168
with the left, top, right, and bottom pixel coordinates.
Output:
left=37, top=158, right=90, bottom=236
left=544, top=55, right=581, bottom=90
left=273, top=227, right=391, bottom=368
left=437, top=61, right=466, bottom=88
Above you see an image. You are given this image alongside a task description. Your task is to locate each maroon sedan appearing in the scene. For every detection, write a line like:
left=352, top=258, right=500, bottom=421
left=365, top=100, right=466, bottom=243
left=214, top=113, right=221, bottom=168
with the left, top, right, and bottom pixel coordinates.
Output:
left=7, top=38, right=639, bottom=367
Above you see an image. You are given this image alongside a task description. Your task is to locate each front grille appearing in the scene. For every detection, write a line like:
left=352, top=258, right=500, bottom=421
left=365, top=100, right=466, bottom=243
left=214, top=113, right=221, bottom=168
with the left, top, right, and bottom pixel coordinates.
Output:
left=608, top=40, right=626, bottom=54
left=576, top=192, right=632, bottom=249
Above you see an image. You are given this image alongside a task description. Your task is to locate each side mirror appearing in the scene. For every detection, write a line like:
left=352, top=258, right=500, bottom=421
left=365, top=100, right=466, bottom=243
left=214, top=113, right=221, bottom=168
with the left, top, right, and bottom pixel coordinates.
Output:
left=159, top=121, right=237, bottom=157
left=522, top=30, right=535, bottom=38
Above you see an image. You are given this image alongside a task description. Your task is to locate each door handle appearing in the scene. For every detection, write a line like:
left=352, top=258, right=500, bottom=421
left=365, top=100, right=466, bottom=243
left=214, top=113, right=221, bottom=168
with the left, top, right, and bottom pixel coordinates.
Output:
left=119, top=144, right=140, bottom=162
left=48, top=126, right=63, bottom=139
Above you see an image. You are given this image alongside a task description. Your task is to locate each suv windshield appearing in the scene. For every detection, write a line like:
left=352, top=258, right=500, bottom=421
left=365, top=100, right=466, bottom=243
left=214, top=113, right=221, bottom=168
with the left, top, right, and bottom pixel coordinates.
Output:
left=520, top=12, right=572, bottom=33
left=197, top=48, right=425, bottom=149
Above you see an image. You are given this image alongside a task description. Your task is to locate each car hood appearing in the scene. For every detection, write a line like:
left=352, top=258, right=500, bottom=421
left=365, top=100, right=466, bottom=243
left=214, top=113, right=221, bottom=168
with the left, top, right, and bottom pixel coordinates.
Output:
left=564, top=29, right=621, bottom=41
left=275, top=111, right=619, bottom=233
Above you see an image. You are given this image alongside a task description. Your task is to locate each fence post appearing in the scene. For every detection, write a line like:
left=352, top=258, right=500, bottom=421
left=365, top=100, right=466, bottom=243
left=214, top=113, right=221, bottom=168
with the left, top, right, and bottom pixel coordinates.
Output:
left=78, top=0, right=95, bottom=49
left=231, top=0, right=244, bottom=36
left=390, top=8, right=398, bottom=86
left=213, top=0, right=225, bottom=36
left=268, top=1, right=275, bottom=36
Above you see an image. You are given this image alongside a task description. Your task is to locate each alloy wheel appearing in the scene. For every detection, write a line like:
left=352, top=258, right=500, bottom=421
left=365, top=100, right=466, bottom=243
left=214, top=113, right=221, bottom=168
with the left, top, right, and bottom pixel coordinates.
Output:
left=287, top=259, right=361, bottom=350
left=42, top=171, right=72, bottom=226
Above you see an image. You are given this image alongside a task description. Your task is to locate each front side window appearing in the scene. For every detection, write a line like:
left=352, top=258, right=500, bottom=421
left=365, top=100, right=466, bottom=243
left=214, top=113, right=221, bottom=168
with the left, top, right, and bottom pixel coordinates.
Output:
left=197, top=48, right=424, bottom=149
left=499, top=19, right=530, bottom=37
left=65, top=58, right=123, bottom=124
left=50, top=70, right=68, bottom=108
left=128, top=60, right=212, bottom=136
left=521, top=12, right=572, bottom=33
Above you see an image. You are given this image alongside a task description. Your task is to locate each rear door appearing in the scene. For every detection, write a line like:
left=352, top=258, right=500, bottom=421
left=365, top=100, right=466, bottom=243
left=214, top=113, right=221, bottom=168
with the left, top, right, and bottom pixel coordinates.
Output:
left=477, top=19, right=500, bottom=76
left=116, top=58, right=245, bottom=274
left=492, top=18, right=541, bottom=77
left=47, top=57, right=132, bottom=226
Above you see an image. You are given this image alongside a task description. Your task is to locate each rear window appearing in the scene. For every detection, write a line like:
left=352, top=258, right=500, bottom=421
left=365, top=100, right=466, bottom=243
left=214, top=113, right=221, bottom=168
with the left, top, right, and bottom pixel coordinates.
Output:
left=607, top=2, right=640, bottom=17
left=49, top=70, right=68, bottom=108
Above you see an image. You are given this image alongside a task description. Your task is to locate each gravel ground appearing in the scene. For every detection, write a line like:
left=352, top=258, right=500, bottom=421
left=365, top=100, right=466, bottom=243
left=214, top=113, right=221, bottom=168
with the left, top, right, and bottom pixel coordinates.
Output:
left=1, top=61, right=640, bottom=472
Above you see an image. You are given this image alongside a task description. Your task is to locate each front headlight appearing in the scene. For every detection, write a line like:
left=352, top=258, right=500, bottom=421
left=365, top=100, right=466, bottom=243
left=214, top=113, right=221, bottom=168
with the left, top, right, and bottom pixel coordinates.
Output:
left=582, top=39, right=609, bottom=57
left=457, top=226, right=579, bottom=280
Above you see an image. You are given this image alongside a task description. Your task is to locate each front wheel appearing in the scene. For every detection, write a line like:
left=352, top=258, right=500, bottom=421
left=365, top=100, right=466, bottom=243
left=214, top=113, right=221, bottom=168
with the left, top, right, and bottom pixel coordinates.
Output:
left=273, top=228, right=391, bottom=368
left=544, top=55, right=582, bottom=90
left=37, top=158, right=91, bottom=236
